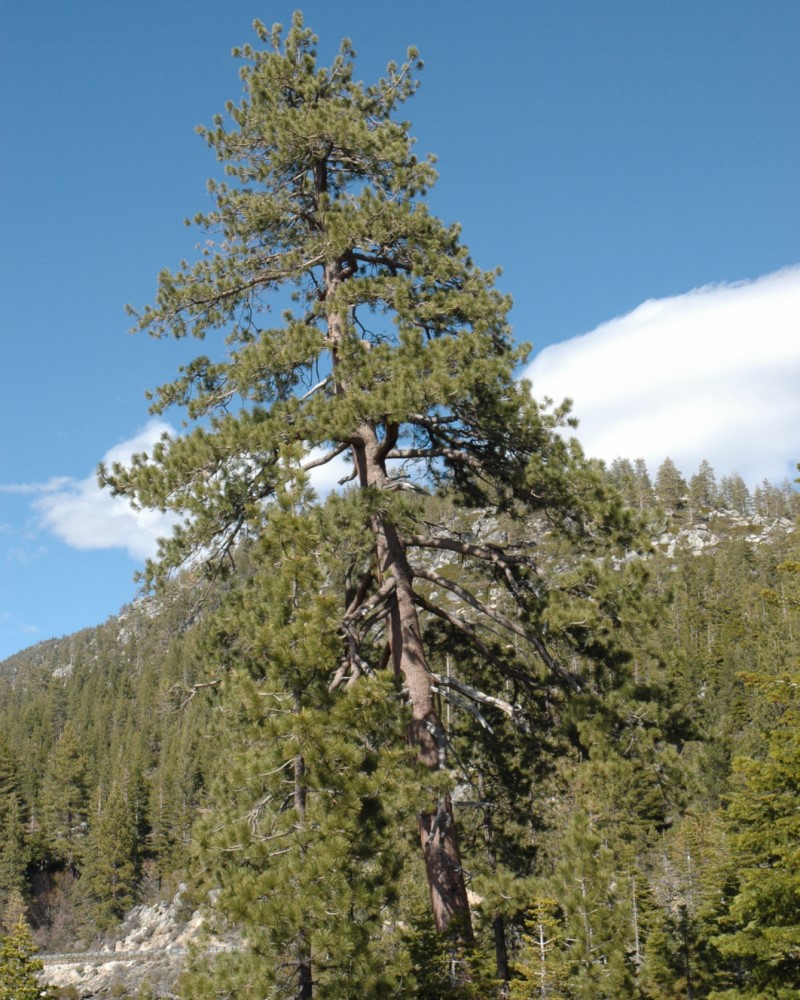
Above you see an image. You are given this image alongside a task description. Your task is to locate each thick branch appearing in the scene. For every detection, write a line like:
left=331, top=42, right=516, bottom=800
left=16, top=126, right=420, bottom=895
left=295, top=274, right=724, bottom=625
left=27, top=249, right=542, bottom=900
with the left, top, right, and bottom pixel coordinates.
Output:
left=386, top=446, right=486, bottom=474
left=435, top=687, right=495, bottom=732
left=412, top=593, right=509, bottom=672
left=344, top=567, right=375, bottom=618
left=414, top=567, right=529, bottom=641
left=167, top=679, right=221, bottom=711
left=405, top=534, right=535, bottom=571
left=301, top=441, right=350, bottom=472
left=343, top=575, right=396, bottom=625
left=413, top=593, right=551, bottom=695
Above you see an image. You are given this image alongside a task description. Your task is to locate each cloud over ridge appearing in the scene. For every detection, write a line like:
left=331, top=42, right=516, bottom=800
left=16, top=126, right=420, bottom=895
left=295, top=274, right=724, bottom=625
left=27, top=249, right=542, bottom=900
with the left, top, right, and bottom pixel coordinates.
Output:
left=33, top=421, right=177, bottom=561
left=523, top=265, right=800, bottom=484
left=29, top=424, right=354, bottom=562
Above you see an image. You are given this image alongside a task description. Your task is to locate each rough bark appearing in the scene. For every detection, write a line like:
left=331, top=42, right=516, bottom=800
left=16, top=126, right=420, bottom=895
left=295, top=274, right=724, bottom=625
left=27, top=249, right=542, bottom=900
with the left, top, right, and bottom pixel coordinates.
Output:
left=357, top=429, right=474, bottom=942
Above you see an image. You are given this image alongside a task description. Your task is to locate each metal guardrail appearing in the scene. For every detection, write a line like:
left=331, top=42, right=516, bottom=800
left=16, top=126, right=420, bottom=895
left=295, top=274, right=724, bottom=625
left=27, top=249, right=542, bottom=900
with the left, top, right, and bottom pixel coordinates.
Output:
left=41, top=948, right=188, bottom=966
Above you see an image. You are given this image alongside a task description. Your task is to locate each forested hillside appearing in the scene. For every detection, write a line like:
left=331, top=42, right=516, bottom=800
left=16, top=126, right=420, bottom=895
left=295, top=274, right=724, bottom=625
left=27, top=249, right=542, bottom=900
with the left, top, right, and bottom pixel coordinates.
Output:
left=0, top=459, right=798, bottom=997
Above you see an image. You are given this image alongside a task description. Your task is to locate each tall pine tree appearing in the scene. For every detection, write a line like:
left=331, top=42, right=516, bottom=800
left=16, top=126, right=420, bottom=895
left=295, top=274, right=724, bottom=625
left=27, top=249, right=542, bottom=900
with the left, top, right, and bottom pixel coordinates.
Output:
left=103, top=13, right=638, bottom=948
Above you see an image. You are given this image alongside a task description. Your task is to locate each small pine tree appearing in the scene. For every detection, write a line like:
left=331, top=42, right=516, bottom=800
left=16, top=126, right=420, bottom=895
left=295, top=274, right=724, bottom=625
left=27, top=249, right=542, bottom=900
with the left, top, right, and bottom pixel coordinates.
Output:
left=546, top=811, right=636, bottom=1000
left=688, top=459, right=718, bottom=514
left=511, top=897, right=568, bottom=999
left=655, top=458, right=688, bottom=511
left=0, top=914, right=56, bottom=1000
left=643, top=811, right=739, bottom=999
left=633, top=458, right=655, bottom=512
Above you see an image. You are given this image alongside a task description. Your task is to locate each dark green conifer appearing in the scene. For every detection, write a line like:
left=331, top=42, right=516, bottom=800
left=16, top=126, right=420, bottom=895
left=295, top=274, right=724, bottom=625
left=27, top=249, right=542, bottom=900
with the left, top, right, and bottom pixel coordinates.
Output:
left=655, top=458, right=688, bottom=511
left=0, top=734, right=22, bottom=822
left=0, top=735, right=28, bottom=910
left=710, top=672, right=800, bottom=999
left=39, top=722, right=88, bottom=871
left=0, top=798, right=28, bottom=910
left=81, top=778, right=140, bottom=929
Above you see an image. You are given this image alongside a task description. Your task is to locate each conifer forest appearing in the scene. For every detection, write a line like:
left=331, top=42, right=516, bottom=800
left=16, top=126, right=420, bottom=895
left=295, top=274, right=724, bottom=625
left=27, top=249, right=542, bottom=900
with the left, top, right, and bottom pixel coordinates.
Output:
left=1, top=14, right=799, bottom=999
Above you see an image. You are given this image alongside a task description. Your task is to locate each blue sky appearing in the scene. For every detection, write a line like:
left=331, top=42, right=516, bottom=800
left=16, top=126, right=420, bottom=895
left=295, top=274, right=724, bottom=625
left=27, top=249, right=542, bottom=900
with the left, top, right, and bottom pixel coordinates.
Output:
left=2, top=1, right=800, bottom=660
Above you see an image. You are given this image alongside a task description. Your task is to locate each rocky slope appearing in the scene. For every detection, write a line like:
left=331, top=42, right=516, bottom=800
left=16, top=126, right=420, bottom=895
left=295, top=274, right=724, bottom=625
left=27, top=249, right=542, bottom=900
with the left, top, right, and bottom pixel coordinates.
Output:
left=40, top=889, right=213, bottom=999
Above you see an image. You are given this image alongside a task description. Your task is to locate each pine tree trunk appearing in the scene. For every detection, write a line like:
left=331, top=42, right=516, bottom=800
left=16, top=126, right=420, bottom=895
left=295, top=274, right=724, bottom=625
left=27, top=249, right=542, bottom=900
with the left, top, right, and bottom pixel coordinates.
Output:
left=377, top=505, right=474, bottom=942
left=352, top=432, right=474, bottom=943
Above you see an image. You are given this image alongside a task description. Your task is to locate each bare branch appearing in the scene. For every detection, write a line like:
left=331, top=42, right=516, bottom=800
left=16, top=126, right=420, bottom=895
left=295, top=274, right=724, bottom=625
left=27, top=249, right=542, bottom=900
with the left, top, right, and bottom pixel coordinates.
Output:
left=433, top=686, right=495, bottom=732
left=430, top=672, right=523, bottom=722
left=386, top=447, right=485, bottom=474
left=167, top=679, right=221, bottom=712
left=301, top=441, right=350, bottom=472
left=299, top=374, right=332, bottom=401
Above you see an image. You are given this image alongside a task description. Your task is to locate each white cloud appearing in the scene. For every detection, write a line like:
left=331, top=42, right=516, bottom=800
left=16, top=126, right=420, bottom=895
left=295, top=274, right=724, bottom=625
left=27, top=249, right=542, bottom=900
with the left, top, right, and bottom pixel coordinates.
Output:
left=523, top=265, right=800, bottom=484
left=29, top=425, right=355, bottom=561
left=32, top=421, right=177, bottom=561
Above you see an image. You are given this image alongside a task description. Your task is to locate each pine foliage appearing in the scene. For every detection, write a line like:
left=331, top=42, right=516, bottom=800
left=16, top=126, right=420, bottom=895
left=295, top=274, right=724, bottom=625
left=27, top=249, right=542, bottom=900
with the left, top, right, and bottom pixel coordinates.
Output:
left=0, top=914, right=55, bottom=1000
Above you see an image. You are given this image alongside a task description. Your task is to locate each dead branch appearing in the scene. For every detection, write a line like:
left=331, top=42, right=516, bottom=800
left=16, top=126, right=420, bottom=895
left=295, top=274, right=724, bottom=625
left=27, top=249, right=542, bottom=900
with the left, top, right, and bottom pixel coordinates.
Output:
left=430, top=672, right=523, bottom=722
